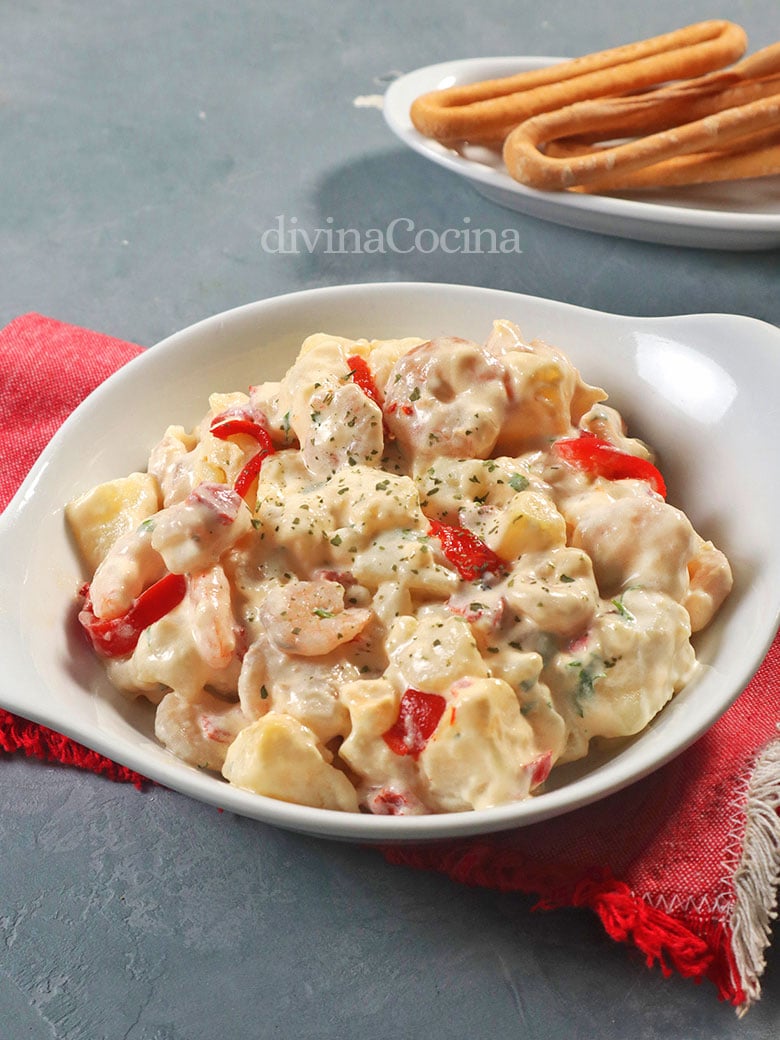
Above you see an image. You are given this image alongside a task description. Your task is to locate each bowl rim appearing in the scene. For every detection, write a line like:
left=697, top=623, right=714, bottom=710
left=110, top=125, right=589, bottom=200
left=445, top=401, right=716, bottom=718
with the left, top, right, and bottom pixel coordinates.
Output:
left=1, top=281, right=779, bottom=842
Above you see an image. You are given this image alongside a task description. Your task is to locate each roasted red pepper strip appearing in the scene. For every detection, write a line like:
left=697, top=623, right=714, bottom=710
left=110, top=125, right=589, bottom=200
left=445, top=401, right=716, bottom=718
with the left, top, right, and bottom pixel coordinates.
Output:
left=346, top=355, right=383, bottom=407
left=210, top=411, right=276, bottom=500
left=528, top=749, right=553, bottom=789
left=210, top=414, right=269, bottom=441
left=554, top=432, right=666, bottom=498
left=234, top=440, right=275, bottom=499
left=382, top=688, right=447, bottom=759
left=78, top=572, right=187, bottom=658
left=429, top=518, right=507, bottom=581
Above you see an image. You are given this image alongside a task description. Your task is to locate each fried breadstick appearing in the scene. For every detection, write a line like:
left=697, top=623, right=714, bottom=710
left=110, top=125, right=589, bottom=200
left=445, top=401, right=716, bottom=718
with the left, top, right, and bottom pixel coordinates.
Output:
left=575, top=129, right=780, bottom=192
left=502, top=70, right=780, bottom=191
left=543, top=45, right=780, bottom=145
left=411, top=20, right=747, bottom=145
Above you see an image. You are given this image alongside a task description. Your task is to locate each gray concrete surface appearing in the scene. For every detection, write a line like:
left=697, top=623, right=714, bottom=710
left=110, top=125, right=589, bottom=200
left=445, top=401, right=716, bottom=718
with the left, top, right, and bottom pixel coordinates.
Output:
left=1, top=1, right=778, bottom=1037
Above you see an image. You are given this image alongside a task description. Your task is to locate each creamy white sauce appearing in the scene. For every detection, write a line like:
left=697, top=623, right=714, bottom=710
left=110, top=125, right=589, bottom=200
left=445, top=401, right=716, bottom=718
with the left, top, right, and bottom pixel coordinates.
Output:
left=66, top=322, right=733, bottom=815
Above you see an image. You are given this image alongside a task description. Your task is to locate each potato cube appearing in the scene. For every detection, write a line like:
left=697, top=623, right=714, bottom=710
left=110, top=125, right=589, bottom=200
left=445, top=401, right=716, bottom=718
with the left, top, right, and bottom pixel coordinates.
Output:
left=66, top=472, right=161, bottom=571
left=420, top=677, right=541, bottom=811
left=222, top=714, right=359, bottom=812
left=488, top=489, right=566, bottom=559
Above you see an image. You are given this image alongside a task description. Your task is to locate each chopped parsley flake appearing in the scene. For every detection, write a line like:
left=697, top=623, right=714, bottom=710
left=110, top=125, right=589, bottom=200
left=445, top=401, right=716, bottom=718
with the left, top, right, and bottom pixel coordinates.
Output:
left=611, top=595, right=636, bottom=622
left=567, top=659, right=606, bottom=717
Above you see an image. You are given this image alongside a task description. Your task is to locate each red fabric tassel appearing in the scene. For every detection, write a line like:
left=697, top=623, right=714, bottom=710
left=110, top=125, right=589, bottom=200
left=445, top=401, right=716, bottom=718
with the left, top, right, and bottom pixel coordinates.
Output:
left=0, top=707, right=148, bottom=789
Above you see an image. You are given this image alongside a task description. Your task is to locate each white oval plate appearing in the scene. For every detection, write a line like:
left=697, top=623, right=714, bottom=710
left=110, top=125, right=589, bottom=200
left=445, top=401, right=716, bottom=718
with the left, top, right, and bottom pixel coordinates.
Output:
left=383, top=57, right=780, bottom=251
left=1, top=282, right=779, bottom=841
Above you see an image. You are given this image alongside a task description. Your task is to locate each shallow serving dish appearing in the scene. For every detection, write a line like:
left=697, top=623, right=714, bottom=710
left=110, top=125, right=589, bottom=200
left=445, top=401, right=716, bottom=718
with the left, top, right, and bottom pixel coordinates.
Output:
left=383, top=57, right=780, bottom=251
left=1, top=282, right=779, bottom=841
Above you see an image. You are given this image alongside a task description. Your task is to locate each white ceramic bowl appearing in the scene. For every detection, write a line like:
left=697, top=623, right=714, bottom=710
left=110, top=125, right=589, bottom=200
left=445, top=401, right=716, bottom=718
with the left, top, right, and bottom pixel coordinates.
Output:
left=1, top=282, right=778, bottom=841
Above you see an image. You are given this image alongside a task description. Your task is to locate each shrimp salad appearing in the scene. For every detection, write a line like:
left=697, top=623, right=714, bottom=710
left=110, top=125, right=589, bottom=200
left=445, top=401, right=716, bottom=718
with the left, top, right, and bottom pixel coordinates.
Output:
left=66, top=321, right=732, bottom=815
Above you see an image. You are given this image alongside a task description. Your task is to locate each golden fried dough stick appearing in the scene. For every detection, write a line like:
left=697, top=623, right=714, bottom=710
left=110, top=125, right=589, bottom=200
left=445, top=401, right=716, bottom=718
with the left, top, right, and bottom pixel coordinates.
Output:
left=410, top=20, right=747, bottom=145
left=575, top=129, right=780, bottom=192
left=501, top=58, right=780, bottom=191
left=543, top=45, right=780, bottom=145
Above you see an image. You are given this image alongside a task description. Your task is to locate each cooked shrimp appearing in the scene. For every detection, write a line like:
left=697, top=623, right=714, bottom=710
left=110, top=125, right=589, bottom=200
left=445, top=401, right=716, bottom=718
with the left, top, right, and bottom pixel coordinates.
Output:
left=383, top=337, right=508, bottom=465
left=189, top=564, right=238, bottom=670
left=237, top=637, right=271, bottom=719
left=485, top=320, right=606, bottom=452
left=248, top=380, right=298, bottom=447
left=90, top=482, right=252, bottom=620
left=237, top=632, right=356, bottom=742
left=147, top=426, right=199, bottom=506
left=88, top=521, right=166, bottom=620
left=155, top=688, right=247, bottom=771
left=259, top=579, right=372, bottom=657
left=683, top=540, right=733, bottom=632
left=150, top=482, right=253, bottom=574
left=564, top=486, right=699, bottom=601
left=300, top=379, right=384, bottom=479
left=579, top=403, right=654, bottom=461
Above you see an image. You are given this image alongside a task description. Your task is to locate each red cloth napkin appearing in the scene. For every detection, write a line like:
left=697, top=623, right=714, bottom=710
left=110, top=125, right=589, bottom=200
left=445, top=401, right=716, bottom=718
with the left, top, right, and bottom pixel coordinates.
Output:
left=2, top=313, right=778, bottom=1012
